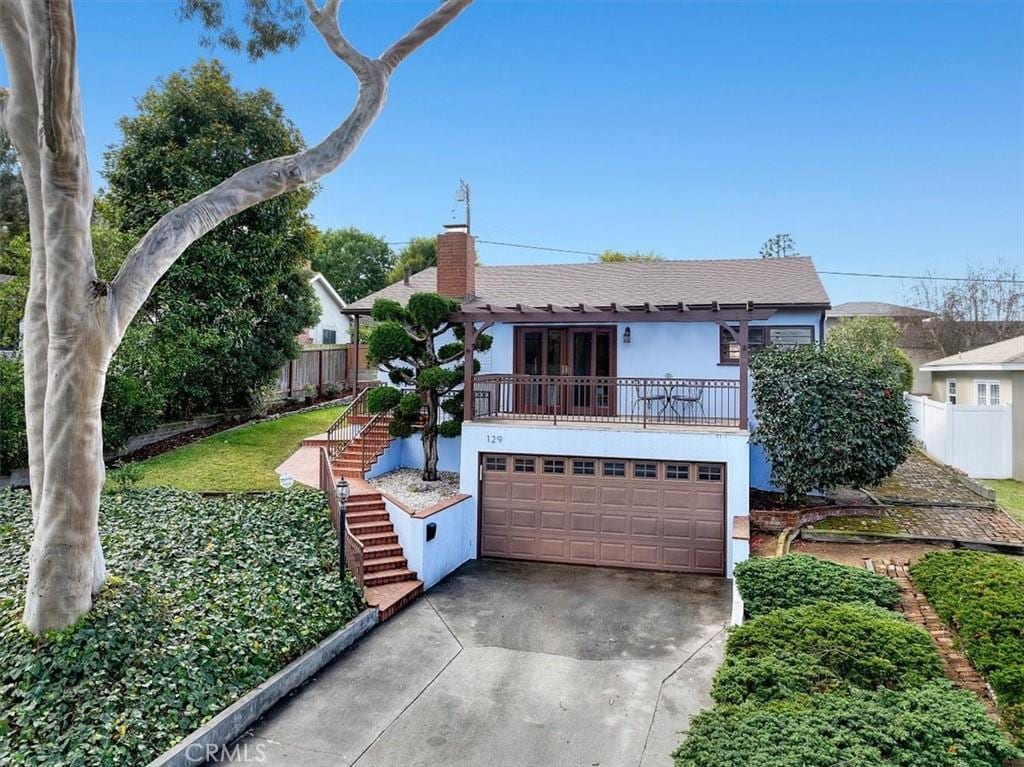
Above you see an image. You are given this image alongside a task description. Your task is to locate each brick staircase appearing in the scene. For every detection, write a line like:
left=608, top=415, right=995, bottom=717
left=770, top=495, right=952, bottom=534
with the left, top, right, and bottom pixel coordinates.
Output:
left=333, top=413, right=394, bottom=480
left=346, top=488, right=424, bottom=621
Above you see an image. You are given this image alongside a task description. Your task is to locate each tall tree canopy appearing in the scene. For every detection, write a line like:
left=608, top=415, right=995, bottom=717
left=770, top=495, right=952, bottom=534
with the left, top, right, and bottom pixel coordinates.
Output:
left=388, top=236, right=438, bottom=283
left=825, top=317, right=915, bottom=393
left=312, top=227, right=395, bottom=302
left=911, top=265, right=1024, bottom=355
left=102, top=60, right=319, bottom=417
left=759, top=233, right=799, bottom=259
left=597, top=249, right=663, bottom=262
left=0, top=0, right=472, bottom=634
left=0, top=133, right=28, bottom=245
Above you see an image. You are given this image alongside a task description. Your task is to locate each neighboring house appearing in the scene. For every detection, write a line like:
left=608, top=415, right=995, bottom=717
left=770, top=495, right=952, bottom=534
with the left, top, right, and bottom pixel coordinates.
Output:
left=300, top=272, right=351, bottom=346
left=917, top=335, right=1024, bottom=480
left=345, top=225, right=830, bottom=583
left=826, top=301, right=938, bottom=394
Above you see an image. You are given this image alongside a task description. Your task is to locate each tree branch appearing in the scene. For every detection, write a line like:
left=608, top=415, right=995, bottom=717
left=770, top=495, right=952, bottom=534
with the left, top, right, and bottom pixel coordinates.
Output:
left=110, top=0, right=473, bottom=339
left=303, top=0, right=375, bottom=80
left=379, top=0, right=474, bottom=73
left=0, top=87, right=8, bottom=135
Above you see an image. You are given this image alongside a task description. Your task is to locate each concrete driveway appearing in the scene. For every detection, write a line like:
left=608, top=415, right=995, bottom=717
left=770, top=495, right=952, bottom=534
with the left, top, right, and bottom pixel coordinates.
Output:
left=225, top=559, right=732, bottom=767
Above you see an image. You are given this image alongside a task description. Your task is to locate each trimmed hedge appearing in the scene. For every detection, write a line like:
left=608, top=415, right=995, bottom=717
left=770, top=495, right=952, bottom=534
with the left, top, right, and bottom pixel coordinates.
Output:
left=712, top=602, right=943, bottom=704
left=0, top=488, right=364, bottom=766
left=911, top=550, right=1024, bottom=741
left=734, top=554, right=901, bottom=617
left=674, top=682, right=1020, bottom=767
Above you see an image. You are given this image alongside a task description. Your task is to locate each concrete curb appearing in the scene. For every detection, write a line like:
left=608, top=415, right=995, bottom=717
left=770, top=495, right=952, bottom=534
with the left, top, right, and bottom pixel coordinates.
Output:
left=147, top=607, right=378, bottom=767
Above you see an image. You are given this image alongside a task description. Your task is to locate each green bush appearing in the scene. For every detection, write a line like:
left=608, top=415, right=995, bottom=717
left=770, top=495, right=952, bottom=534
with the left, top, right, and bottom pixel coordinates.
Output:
left=734, top=554, right=901, bottom=617
left=673, top=682, right=1019, bottom=767
left=0, top=488, right=364, bottom=766
left=712, top=602, right=943, bottom=704
left=911, top=551, right=1024, bottom=740
left=0, top=355, right=27, bottom=471
left=751, top=344, right=914, bottom=501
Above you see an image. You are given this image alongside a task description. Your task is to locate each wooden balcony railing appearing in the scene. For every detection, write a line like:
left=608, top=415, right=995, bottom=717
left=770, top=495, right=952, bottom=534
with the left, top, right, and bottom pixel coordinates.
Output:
left=471, top=374, right=742, bottom=428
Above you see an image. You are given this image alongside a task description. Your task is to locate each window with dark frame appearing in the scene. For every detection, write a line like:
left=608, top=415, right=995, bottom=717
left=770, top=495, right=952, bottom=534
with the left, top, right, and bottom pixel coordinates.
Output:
left=698, top=464, right=722, bottom=481
left=514, top=457, right=536, bottom=473
left=602, top=460, right=626, bottom=477
left=573, top=459, right=596, bottom=476
left=719, top=325, right=814, bottom=363
left=321, top=328, right=337, bottom=345
left=543, top=458, right=566, bottom=474
left=484, top=456, right=506, bottom=472
left=633, top=462, right=658, bottom=479
left=666, top=463, right=690, bottom=480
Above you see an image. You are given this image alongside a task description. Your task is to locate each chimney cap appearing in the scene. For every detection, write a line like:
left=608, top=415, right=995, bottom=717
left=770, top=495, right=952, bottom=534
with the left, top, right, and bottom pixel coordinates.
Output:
left=443, top=222, right=469, bottom=234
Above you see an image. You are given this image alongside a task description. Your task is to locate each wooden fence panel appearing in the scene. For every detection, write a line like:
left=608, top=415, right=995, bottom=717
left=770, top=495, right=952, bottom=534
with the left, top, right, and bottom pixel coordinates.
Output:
left=274, top=347, right=351, bottom=400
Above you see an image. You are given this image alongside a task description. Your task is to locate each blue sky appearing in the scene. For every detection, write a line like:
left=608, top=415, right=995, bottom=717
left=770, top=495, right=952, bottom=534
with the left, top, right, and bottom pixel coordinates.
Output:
left=9, top=1, right=1024, bottom=305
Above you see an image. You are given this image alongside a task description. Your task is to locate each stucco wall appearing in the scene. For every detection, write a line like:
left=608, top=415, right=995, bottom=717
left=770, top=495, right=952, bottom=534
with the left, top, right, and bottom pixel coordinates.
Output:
left=459, top=420, right=752, bottom=577
left=929, top=371, right=1017, bottom=406
left=383, top=495, right=476, bottom=589
left=364, top=434, right=461, bottom=479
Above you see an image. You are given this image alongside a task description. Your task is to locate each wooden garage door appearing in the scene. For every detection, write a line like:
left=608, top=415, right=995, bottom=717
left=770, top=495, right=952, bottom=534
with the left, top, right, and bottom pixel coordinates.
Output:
left=479, top=454, right=726, bottom=575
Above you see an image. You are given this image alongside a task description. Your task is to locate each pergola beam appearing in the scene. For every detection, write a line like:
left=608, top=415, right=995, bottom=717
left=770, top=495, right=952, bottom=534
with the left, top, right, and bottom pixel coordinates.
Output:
left=451, top=308, right=777, bottom=323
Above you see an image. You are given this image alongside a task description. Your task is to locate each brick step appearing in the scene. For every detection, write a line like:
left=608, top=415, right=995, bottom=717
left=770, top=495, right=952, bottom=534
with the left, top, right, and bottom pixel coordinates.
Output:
left=358, top=532, right=399, bottom=546
left=365, top=579, right=424, bottom=622
left=347, top=499, right=386, bottom=511
left=350, top=521, right=394, bottom=535
left=362, top=543, right=405, bottom=560
left=363, top=555, right=409, bottom=573
left=347, top=511, right=390, bottom=524
left=363, top=567, right=417, bottom=587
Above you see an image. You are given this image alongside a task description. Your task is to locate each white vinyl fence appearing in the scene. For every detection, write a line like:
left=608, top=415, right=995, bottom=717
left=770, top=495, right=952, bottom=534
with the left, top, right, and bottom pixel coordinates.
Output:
left=906, top=394, right=1013, bottom=479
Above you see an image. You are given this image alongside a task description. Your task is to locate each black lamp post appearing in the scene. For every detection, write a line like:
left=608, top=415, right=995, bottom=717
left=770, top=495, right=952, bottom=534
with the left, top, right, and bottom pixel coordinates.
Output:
left=335, top=477, right=350, bottom=580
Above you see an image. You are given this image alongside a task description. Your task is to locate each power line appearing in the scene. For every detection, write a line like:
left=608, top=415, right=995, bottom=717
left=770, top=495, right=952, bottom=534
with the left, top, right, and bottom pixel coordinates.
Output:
left=387, top=236, right=1024, bottom=285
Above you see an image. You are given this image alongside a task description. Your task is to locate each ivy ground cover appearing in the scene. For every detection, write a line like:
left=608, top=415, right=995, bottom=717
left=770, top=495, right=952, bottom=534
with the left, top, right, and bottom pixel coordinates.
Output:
left=911, top=550, right=1024, bottom=740
left=0, top=488, right=363, bottom=766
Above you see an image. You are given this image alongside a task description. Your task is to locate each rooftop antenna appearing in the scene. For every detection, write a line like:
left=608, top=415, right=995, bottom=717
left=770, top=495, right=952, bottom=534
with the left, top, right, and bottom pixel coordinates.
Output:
left=455, top=178, right=471, bottom=233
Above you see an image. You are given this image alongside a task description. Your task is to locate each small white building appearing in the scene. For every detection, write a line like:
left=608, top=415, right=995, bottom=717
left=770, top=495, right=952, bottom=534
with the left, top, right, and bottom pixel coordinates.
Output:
left=304, top=272, right=351, bottom=345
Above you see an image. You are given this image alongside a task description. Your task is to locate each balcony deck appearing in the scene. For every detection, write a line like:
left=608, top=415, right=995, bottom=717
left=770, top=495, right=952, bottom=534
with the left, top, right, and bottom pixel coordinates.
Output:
left=470, top=374, right=742, bottom=430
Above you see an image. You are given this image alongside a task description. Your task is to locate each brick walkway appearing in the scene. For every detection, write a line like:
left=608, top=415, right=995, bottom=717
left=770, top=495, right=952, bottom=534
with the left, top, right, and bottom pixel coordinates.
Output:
left=889, top=505, right=1024, bottom=545
left=881, top=559, right=997, bottom=718
left=871, top=451, right=993, bottom=507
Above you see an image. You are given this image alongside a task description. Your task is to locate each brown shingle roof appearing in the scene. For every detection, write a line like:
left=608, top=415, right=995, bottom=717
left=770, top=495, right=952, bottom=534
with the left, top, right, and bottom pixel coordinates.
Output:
left=348, top=256, right=830, bottom=311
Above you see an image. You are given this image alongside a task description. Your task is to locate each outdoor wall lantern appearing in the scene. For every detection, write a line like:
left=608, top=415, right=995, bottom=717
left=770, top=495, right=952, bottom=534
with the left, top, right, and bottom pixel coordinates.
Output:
left=623, top=326, right=632, bottom=344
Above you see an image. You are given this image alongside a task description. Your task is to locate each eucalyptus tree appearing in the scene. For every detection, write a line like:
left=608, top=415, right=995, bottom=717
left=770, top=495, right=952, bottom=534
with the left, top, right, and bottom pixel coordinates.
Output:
left=0, top=0, right=473, bottom=634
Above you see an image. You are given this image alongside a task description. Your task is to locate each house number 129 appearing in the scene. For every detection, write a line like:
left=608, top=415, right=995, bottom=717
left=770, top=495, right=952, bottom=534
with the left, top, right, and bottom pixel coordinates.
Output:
left=486, top=435, right=503, bottom=444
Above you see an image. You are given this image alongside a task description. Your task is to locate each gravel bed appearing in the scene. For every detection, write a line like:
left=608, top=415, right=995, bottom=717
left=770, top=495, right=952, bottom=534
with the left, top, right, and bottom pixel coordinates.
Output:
left=370, top=468, right=461, bottom=512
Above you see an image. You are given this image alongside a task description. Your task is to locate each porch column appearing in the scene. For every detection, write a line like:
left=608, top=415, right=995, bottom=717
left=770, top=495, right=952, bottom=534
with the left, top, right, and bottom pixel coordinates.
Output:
left=463, top=321, right=475, bottom=422
left=351, top=314, right=360, bottom=394
left=738, top=319, right=750, bottom=430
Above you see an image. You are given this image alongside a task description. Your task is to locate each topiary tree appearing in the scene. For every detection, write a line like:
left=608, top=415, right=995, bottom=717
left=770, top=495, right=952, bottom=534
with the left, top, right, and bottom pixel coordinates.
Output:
left=826, top=316, right=914, bottom=392
left=365, top=292, right=491, bottom=481
left=751, top=344, right=913, bottom=503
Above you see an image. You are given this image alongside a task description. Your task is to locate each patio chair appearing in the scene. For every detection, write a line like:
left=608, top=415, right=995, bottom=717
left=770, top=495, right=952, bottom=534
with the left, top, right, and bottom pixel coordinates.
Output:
left=669, top=382, right=705, bottom=422
left=632, top=381, right=667, bottom=420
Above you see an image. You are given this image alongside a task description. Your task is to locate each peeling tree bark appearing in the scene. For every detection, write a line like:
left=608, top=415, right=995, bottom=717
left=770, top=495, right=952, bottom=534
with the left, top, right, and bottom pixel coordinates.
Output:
left=0, top=0, right=473, bottom=635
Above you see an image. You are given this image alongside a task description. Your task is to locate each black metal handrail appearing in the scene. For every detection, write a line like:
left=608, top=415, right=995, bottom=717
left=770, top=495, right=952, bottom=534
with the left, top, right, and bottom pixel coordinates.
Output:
left=325, top=383, right=378, bottom=459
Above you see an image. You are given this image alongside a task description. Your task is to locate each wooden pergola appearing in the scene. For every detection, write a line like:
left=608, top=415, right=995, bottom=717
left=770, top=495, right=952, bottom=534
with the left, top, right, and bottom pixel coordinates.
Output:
left=455, top=301, right=779, bottom=431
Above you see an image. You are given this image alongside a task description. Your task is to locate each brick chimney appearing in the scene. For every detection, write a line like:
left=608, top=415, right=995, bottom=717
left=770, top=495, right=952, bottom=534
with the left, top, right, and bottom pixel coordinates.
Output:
left=436, top=223, right=476, bottom=300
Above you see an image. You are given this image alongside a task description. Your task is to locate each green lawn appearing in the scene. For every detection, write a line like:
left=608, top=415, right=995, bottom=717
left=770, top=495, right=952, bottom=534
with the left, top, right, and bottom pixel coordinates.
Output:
left=984, top=479, right=1024, bottom=524
left=117, top=405, right=344, bottom=492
